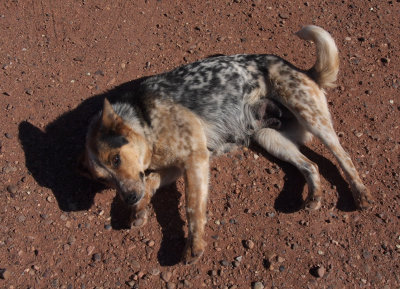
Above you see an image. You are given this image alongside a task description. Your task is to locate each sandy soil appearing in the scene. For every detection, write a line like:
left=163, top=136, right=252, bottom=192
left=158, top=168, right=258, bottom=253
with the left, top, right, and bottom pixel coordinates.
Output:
left=1, top=1, right=399, bottom=288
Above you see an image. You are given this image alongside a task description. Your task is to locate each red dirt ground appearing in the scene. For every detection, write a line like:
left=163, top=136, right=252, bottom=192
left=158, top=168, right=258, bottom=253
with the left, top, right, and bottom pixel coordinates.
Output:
left=1, top=1, right=399, bottom=288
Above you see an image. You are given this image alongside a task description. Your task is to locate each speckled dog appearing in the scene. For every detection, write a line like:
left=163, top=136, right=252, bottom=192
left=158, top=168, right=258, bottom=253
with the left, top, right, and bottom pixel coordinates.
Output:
left=79, top=25, right=373, bottom=265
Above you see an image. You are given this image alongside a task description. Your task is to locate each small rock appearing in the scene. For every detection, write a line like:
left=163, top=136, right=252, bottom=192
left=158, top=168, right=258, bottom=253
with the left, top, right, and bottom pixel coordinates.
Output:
left=94, top=70, right=104, bottom=76
left=277, top=256, right=284, bottom=263
left=208, top=270, right=217, bottom=276
left=46, top=196, right=54, bottom=203
left=233, top=261, right=240, bottom=267
left=92, top=253, right=101, bottom=262
left=86, top=246, right=95, bottom=255
left=380, top=57, right=389, bottom=64
left=4, top=133, right=12, bottom=139
left=243, top=239, right=255, bottom=249
left=252, top=281, right=264, bottom=289
left=67, top=236, right=76, bottom=245
left=131, top=260, right=140, bottom=269
left=149, top=268, right=160, bottom=276
left=146, top=240, right=155, bottom=247
left=166, top=282, right=176, bottom=289
left=7, top=185, right=17, bottom=195
left=310, top=265, right=325, bottom=278
left=2, top=165, right=17, bottom=174
left=235, top=256, right=243, bottom=262
left=317, top=266, right=325, bottom=278
left=220, top=260, right=230, bottom=267
left=278, top=13, right=289, bottom=19
left=161, top=271, right=172, bottom=282
left=25, top=89, right=33, bottom=95
left=18, top=215, right=26, bottom=222
left=104, top=224, right=112, bottom=231
left=0, top=268, right=10, bottom=279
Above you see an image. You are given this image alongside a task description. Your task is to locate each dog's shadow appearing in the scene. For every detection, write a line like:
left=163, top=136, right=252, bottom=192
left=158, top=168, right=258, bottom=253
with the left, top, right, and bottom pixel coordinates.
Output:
left=110, top=184, right=186, bottom=266
left=251, top=144, right=357, bottom=213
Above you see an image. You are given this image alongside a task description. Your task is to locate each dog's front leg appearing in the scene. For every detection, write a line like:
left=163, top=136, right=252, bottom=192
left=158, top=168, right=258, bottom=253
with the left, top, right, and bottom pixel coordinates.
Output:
left=129, top=172, right=161, bottom=227
left=183, top=149, right=210, bottom=265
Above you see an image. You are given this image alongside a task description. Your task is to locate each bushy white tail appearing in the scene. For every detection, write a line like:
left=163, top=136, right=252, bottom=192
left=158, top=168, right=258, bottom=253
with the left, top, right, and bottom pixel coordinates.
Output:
left=296, top=25, right=339, bottom=88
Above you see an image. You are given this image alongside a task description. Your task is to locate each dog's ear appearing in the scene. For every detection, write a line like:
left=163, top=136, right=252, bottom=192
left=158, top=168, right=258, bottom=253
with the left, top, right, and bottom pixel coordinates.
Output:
left=101, top=98, right=120, bottom=129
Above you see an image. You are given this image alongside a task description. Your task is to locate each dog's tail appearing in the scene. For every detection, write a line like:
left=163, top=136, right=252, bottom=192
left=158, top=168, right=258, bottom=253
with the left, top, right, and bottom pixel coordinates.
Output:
left=296, top=25, right=339, bottom=88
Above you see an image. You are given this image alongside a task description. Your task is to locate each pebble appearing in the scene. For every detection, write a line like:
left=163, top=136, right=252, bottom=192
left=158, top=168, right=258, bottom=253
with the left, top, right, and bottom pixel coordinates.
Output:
left=161, top=271, right=172, bottom=282
left=0, top=268, right=10, bottom=279
left=166, top=282, right=176, bottom=289
left=104, top=224, right=112, bottom=231
left=252, top=281, right=264, bottom=289
left=380, top=57, right=389, bottom=64
left=278, top=13, right=289, bottom=19
left=94, top=70, right=104, bottom=76
left=146, top=240, right=155, bottom=247
left=243, top=239, right=255, bottom=249
left=131, top=260, right=140, bottom=269
left=92, top=253, right=101, bottom=262
left=46, top=196, right=54, bottom=203
left=235, top=256, right=243, bottom=262
left=7, top=185, right=17, bottom=197
left=316, top=266, right=326, bottom=278
left=25, top=89, right=33, bottom=95
left=86, top=246, right=95, bottom=255
left=149, top=268, right=160, bottom=276
left=183, top=280, right=192, bottom=288
left=220, top=260, right=230, bottom=267
left=4, top=133, right=12, bottom=139
left=2, top=165, right=17, bottom=174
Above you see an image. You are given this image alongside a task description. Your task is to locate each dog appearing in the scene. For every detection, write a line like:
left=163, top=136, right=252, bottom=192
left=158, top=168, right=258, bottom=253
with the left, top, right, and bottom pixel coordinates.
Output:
left=78, top=25, right=373, bottom=265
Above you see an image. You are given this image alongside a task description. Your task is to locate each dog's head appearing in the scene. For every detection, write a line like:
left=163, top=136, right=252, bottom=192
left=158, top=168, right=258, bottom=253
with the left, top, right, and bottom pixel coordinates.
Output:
left=78, top=99, right=152, bottom=205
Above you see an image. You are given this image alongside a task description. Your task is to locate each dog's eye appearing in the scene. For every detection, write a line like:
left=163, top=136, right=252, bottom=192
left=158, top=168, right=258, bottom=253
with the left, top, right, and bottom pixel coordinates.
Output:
left=139, top=172, right=145, bottom=180
left=111, top=154, right=121, bottom=168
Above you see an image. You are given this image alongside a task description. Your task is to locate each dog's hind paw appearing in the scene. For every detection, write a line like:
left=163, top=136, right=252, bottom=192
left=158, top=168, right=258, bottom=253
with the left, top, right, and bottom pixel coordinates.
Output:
left=304, top=196, right=322, bottom=211
left=183, top=239, right=205, bottom=265
left=353, top=186, right=374, bottom=210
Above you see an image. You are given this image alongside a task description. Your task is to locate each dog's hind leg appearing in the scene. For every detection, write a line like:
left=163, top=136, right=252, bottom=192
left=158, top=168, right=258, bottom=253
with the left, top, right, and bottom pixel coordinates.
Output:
left=254, top=128, right=323, bottom=210
left=301, top=115, right=373, bottom=209
left=272, top=76, right=373, bottom=209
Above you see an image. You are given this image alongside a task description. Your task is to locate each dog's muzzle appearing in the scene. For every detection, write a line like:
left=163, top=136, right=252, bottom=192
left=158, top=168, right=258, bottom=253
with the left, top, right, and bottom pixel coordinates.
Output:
left=124, top=193, right=142, bottom=205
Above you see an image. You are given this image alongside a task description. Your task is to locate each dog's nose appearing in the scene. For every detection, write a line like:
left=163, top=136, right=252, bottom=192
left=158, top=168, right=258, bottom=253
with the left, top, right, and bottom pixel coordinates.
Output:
left=125, top=194, right=139, bottom=205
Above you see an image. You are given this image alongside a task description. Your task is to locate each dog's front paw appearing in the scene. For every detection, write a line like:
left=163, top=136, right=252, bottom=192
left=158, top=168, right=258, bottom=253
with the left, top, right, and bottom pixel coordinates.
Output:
left=130, top=208, right=148, bottom=228
left=183, top=238, right=206, bottom=265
